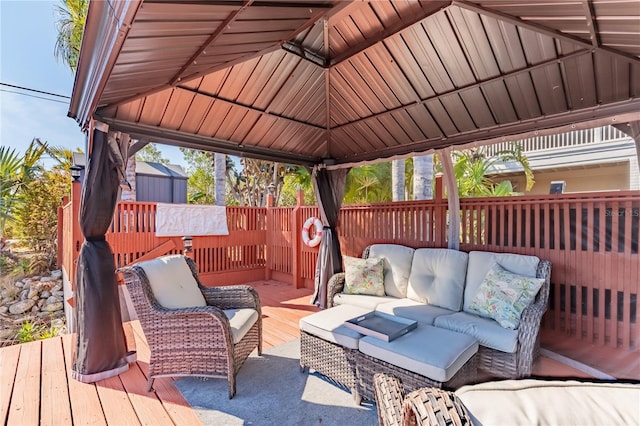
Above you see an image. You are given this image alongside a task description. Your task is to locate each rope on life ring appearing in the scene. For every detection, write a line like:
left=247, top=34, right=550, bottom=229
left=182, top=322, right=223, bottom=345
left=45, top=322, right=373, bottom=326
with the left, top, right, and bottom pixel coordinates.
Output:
left=301, top=217, right=323, bottom=247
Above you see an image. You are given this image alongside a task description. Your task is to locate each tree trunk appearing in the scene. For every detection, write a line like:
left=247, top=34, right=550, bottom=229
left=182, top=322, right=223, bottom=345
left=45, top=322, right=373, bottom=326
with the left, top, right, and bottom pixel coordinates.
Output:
left=214, top=153, right=226, bottom=206
left=413, top=154, right=434, bottom=200
left=392, top=159, right=405, bottom=201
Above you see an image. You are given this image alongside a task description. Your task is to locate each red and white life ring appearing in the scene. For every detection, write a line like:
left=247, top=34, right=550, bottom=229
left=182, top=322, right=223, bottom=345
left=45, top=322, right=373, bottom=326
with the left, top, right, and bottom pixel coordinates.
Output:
left=302, top=217, right=323, bottom=247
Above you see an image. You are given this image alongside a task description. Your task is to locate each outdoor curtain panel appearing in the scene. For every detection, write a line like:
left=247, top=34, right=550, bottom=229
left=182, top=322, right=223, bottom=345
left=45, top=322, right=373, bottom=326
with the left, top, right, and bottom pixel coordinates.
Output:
left=311, top=167, right=349, bottom=308
left=73, top=128, right=136, bottom=383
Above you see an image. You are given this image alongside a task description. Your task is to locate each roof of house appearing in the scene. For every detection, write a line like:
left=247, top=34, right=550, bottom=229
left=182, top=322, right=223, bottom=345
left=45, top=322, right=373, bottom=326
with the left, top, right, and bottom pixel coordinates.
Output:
left=72, top=151, right=186, bottom=178
left=69, top=0, right=640, bottom=168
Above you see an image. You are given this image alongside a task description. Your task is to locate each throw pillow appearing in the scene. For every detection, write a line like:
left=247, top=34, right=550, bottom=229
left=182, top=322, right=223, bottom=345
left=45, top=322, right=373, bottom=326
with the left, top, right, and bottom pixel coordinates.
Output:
left=343, top=256, right=385, bottom=296
left=468, top=262, right=544, bottom=329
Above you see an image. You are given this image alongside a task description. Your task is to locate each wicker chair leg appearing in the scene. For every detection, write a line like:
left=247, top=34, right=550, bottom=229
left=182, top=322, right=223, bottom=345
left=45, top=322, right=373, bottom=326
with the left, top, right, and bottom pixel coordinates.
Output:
left=228, top=376, right=236, bottom=399
left=146, top=377, right=155, bottom=392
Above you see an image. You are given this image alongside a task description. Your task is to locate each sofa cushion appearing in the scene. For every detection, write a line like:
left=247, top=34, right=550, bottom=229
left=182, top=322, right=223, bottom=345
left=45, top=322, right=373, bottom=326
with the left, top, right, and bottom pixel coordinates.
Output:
left=368, top=244, right=416, bottom=298
left=406, top=249, right=468, bottom=311
left=376, top=298, right=456, bottom=325
left=138, top=255, right=207, bottom=309
left=343, top=255, right=385, bottom=296
left=299, top=304, right=369, bottom=349
left=333, top=293, right=399, bottom=310
left=358, top=325, right=478, bottom=383
left=224, top=308, right=259, bottom=344
left=468, top=263, right=544, bottom=329
left=463, top=251, right=540, bottom=312
left=456, top=379, right=640, bottom=426
left=434, top=311, right=519, bottom=353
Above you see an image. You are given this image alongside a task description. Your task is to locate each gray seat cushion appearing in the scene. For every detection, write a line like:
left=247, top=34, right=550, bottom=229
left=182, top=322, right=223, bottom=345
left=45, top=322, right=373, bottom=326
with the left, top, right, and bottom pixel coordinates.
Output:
left=375, top=298, right=455, bottom=325
left=333, top=293, right=398, bottom=310
left=358, top=325, right=478, bottom=383
left=299, top=304, right=369, bottom=349
left=434, top=311, right=518, bottom=353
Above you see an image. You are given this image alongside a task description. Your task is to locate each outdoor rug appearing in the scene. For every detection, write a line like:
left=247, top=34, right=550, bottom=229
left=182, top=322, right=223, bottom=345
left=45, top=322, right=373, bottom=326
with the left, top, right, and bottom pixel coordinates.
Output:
left=174, top=339, right=377, bottom=425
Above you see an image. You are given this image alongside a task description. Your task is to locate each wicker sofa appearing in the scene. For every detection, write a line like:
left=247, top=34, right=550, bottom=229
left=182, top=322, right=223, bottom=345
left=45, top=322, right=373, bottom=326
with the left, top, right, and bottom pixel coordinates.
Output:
left=374, top=372, right=640, bottom=426
left=327, top=244, right=552, bottom=379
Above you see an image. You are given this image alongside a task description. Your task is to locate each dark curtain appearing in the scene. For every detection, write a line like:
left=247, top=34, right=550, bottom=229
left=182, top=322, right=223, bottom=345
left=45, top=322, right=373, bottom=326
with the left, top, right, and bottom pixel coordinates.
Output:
left=311, top=167, right=349, bottom=308
left=72, top=128, right=135, bottom=383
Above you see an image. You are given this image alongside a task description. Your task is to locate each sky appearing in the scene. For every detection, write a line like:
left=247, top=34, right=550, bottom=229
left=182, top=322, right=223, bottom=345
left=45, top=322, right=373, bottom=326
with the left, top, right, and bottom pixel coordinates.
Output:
left=0, top=0, right=185, bottom=168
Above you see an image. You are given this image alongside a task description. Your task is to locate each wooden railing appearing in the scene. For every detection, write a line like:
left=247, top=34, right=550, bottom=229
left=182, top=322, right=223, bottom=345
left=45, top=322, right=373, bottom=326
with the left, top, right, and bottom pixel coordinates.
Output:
left=60, top=179, right=639, bottom=350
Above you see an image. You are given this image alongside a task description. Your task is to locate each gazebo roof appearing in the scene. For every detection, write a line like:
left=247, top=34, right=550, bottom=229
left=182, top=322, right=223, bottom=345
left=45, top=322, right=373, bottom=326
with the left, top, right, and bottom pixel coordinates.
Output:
left=69, top=0, right=640, bottom=167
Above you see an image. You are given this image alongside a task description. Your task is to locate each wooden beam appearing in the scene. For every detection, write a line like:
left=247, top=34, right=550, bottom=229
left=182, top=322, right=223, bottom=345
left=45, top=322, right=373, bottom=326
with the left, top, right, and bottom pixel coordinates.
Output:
left=330, top=1, right=452, bottom=67
left=282, top=41, right=328, bottom=67
left=453, top=0, right=640, bottom=65
left=175, top=85, right=325, bottom=131
left=127, top=139, right=149, bottom=157
left=613, top=121, right=640, bottom=171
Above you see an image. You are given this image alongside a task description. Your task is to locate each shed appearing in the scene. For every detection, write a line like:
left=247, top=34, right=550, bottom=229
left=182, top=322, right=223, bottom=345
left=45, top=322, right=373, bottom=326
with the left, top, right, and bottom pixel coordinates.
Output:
left=71, top=152, right=187, bottom=203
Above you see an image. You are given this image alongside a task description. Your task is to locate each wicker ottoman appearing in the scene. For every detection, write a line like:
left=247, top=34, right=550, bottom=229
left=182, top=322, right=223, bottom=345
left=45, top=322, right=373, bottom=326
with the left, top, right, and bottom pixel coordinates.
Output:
left=356, top=325, right=479, bottom=401
left=299, top=305, right=370, bottom=404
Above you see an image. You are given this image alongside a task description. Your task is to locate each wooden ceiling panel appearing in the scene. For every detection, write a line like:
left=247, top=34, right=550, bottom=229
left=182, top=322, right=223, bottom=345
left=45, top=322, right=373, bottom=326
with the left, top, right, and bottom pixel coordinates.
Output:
left=503, top=74, right=542, bottom=120
left=480, top=80, right=519, bottom=124
left=179, top=94, right=213, bottom=135
left=459, top=88, right=496, bottom=129
left=159, top=89, right=197, bottom=130
left=137, top=89, right=174, bottom=127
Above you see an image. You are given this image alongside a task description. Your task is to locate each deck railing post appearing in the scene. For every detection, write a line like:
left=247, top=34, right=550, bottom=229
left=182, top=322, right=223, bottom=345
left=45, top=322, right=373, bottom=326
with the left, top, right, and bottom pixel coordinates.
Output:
left=57, top=196, right=69, bottom=268
left=71, top=181, right=82, bottom=288
left=265, top=194, right=274, bottom=280
left=292, top=189, right=304, bottom=288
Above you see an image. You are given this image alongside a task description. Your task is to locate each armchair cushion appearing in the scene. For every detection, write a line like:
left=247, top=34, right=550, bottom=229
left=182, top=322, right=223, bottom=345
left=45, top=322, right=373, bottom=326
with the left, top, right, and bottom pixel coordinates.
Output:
left=468, top=262, right=544, bottom=329
left=406, top=249, right=468, bottom=311
left=343, top=255, right=385, bottom=296
left=224, top=308, right=259, bottom=344
left=138, top=255, right=206, bottom=309
left=368, top=244, right=416, bottom=298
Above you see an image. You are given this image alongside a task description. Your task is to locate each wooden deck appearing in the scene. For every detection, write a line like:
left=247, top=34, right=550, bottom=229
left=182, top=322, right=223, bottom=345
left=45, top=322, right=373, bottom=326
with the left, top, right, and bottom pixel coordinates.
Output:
left=1, top=280, right=636, bottom=425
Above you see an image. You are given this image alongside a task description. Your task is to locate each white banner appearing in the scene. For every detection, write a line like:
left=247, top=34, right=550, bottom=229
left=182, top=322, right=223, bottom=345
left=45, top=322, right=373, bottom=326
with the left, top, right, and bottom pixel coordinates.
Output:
left=155, top=203, right=229, bottom=237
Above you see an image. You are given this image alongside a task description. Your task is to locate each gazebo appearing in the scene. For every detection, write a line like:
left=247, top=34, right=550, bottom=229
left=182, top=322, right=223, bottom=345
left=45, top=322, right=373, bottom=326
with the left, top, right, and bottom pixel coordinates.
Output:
left=68, top=0, right=640, bottom=382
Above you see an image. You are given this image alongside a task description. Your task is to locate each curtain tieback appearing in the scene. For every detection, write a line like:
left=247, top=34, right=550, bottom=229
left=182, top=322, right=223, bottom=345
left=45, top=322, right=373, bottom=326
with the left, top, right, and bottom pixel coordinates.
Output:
left=86, top=236, right=107, bottom=242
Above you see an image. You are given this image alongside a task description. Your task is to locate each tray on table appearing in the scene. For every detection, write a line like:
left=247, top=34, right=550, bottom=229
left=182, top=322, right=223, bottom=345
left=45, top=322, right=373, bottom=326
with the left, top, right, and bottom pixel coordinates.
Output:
left=344, top=311, right=417, bottom=342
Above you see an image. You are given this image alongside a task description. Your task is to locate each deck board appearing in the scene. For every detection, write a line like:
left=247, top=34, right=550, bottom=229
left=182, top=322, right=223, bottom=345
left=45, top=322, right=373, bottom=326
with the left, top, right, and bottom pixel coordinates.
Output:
left=0, top=279, right=636, bottom=425
left=41, top=337, right=73, bottom=425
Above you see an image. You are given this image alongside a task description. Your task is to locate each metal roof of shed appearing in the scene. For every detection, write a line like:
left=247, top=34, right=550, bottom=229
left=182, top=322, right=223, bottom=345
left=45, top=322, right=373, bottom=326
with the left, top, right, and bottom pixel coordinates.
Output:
left=69, top=0, right=640, bottom=167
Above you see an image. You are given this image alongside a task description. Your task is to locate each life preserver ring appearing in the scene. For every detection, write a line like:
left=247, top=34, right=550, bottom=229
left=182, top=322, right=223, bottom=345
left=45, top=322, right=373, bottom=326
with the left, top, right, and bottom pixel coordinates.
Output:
left=302, top=217, right=323, bottom=247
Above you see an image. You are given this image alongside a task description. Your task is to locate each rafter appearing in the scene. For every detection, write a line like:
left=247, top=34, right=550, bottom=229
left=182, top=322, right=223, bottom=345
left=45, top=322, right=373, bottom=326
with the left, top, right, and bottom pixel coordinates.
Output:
left=176, top=85, right=325, bottom=131
left=127, top=139, right=149, bottom=157
left=169, top=0, right=253, bottom=86
left=282, top=41, right=328, bottom=67
left=453, top=0, right=640, bottom=65
left=582, top=0, right=600, bottom=50
left=332, top=49, right=591, bottom=131
left=330, top=1, right=452, bottom=67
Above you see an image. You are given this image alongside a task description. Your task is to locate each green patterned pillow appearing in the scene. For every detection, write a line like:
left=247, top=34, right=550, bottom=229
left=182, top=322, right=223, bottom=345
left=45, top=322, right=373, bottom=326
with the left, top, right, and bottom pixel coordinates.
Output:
left=343, top=256, right=385, bottom=296
left=469, top=262, right=544, bottom=329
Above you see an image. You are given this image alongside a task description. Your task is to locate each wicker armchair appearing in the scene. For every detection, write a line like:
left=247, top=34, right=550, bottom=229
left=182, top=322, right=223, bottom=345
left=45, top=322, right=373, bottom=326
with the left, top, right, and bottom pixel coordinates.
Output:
left=118, top=255, right=262, bottom=398
left=373, top=373, right=472, bottom=426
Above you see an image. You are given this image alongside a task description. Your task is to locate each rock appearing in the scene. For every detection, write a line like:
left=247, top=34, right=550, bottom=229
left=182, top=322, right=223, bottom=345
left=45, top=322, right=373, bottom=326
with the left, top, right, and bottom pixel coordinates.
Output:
left=31, top=306, right=39, bottom=313
left=19, top=289, right=29, bottom=300
left=40, top=276, right=56, bottom=283
left=37, top=299, right=45, bottom=308
left=52, top=290, right=64, bottom=297
left=41, top=302, right=63, bottom=312
left=52, top=284, right=63, bottom=292
left=40, top=290, right=51, bottom=299
left=9, top=299, right=36, bottom=315
left=46, top=295, right=63, bottom=304
left=0, top=329, right=14, bottom=339
left=28, top=289, right=39, bottom=299
left=0, top=306, right=8, bottom=314
left=50, top=270, right=62, bottom=279
left=2, top=298, right=14, bottom=305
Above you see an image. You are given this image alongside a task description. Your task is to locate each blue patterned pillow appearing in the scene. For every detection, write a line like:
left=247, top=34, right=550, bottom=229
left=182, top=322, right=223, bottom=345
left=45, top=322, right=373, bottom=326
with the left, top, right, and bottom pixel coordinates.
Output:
left=343, top=256, right=385, bottom=296
left=469, top=262, right=544, bottom=329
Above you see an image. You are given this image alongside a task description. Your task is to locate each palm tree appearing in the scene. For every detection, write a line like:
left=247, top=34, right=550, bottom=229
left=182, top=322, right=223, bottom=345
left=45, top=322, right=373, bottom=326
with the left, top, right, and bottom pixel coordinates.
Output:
left=451, top=144, right=534, bottom=197
left=0, top=140, right=47, bottom=245
left=413, top=154, right=434, bottom=200
left=54, top=0, right=89, bottom=72
left=214, top=153, right=226, bottom=206
left=391, top=159, right=405, bottom=201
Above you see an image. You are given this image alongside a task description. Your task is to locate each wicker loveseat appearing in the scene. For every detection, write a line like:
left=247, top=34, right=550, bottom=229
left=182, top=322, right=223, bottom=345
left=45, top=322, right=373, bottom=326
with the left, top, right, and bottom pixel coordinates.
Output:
left=374, top=373, right=640, bottom=426
left=118, top=255, right=262, bottom=398
left=327, top=244, right=552, bottom=380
